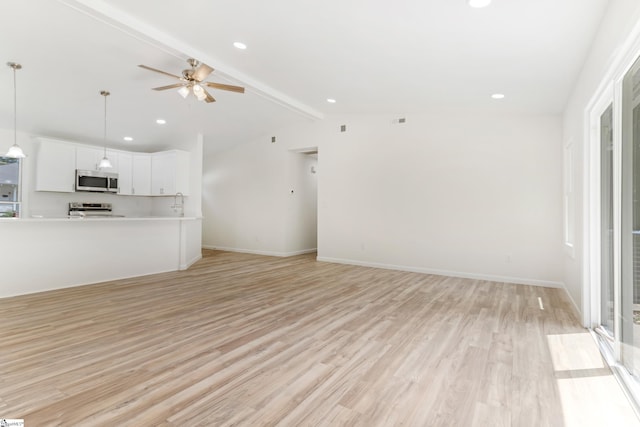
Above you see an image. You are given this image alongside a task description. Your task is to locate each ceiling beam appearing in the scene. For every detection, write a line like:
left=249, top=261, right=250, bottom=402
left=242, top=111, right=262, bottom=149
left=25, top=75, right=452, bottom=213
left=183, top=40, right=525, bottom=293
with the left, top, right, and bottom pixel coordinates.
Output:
left=57, top=0, right=325, bottom=121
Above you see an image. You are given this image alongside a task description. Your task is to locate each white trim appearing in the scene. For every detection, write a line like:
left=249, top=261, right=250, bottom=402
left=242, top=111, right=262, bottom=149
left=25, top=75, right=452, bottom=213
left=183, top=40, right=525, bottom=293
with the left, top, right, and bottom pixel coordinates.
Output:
left=563, top=287, right=583, bottom=322
left=564, top=138, right=576, bottom=259
left=202, top=245, right=317, bottom=257
left=180, top=254, right=202, bottom=271
left=584, top=84, right=615, bottom=329
left=613, top=77, right=623, bottom=358
left=0, top=268, right=178, bottom=299
left=316, top=256, right=564, bottom=288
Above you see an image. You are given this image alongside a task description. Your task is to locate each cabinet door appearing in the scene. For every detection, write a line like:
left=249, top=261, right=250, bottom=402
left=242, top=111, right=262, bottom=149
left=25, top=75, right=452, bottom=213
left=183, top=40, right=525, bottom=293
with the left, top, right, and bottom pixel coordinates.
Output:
left=76, top=146, right=101, bottom=171
left=76, top=146, right=118, bottom=172
left=151, top=151, right=176, bottom=195
left=151, top=150, right=190, bottom=196
left=117, top=152, right=133, bottom=195
left=35, top=139, right=76, bottom=192
left=132, top=154, right=151, bottom=196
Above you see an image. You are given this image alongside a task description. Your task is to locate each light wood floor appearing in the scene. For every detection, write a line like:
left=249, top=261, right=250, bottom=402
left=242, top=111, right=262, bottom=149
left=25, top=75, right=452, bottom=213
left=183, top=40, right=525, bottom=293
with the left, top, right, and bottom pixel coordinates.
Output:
left=0, top=250, right=634, bottom=426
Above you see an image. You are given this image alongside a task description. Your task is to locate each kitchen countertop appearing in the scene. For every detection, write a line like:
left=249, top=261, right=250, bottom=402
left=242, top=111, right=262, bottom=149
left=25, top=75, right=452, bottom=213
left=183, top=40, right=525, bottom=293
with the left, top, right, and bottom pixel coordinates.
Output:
left=0, top=216, right=202, bottom=222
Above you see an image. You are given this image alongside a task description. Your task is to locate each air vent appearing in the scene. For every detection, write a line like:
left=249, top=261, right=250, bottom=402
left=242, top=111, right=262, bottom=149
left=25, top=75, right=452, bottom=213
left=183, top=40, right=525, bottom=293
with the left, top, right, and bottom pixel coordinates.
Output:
left=340, top=125, right=347, bottom=132
left=271, top=136, right=276, bottom=143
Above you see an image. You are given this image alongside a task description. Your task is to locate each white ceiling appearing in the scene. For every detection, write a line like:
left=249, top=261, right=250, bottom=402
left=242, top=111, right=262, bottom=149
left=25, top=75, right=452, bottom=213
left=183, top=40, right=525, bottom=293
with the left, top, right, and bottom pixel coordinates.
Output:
left=0, top=0, right=609, bottom=153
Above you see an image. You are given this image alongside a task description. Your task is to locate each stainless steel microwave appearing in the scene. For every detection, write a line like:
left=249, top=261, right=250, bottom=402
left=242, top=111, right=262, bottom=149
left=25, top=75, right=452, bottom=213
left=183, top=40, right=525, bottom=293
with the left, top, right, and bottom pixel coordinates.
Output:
left=75, top=169, right=118, bottom=193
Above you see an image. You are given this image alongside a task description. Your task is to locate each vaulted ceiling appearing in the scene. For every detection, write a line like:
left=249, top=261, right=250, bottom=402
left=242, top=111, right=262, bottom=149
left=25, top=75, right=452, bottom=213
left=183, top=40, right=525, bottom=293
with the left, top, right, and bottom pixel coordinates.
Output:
left=0, top=0, right=609, bottom=152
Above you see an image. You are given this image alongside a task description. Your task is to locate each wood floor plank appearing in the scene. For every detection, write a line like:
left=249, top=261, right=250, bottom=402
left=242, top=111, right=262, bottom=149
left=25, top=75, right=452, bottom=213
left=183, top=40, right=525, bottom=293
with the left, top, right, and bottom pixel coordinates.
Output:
left=0, top=249, right=635, bottom=426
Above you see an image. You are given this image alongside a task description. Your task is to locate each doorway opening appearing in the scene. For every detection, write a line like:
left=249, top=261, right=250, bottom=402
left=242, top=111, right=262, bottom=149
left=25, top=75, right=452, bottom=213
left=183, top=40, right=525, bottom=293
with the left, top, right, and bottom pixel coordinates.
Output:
left=288, top=147, right=318, bottom=256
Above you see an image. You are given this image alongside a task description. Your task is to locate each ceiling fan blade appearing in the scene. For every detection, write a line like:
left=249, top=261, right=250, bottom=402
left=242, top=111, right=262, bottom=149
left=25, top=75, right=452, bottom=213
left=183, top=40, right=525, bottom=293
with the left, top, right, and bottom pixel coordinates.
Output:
left=152, top=83, right=185, bottom=91
left=138, top=64, right=181, bottom=79
left=203, top=88, right=216, bottom=103
left=205, top=82, right=245, bottom=93
left=192, top=63, right=214, bottom=82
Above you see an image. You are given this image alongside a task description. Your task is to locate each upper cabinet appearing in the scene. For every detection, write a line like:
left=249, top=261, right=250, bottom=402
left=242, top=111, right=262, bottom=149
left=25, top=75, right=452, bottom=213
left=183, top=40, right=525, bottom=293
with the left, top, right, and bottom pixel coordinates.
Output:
left=131, top=154, right=152, bottom=196
left=76, top=146, right=119, bottom=172
left=151, top=150, right=190, bottom=196
left=34, top=138, right=76, bottom=193
left=34, top=139, right=189, bottom=196
left=117, top=152, right=133, bottom=195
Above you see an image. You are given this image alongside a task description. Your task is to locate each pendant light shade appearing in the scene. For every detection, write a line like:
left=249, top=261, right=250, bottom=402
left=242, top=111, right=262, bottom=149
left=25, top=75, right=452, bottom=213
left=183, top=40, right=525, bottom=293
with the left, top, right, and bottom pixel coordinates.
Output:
left=99, top=90, right=112, bottom=169
left=5, top=62, right=26, bottom=159
left=6, top=144, right=25, bottom=158
left=99, top=155, right=112, bottom=169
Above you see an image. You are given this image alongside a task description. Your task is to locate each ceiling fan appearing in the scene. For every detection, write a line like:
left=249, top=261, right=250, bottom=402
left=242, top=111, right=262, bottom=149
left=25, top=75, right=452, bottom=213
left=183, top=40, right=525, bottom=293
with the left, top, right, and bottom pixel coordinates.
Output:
left=138, top=58, right=245, bottom=103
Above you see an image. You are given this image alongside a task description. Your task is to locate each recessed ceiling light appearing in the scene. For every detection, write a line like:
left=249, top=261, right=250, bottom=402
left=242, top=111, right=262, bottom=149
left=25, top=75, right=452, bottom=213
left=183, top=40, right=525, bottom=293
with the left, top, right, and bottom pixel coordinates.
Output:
left=491, top=93, right=505, bottom=99
left=233, top=42, right=247, bottom=50
left=468, top=0, right=491, bottom=8
left=123, top=136, right=133, bottom=141
left=156, top=119, right=166, bottom=124
left=327, top=98, right=336, bottom=103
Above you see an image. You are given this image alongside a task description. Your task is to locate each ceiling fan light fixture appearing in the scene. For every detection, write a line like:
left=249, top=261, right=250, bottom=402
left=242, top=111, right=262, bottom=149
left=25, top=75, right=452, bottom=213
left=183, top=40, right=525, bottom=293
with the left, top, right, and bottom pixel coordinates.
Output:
left=139, top=59, right=245, bottom=104
left=178, top=86, right=190, bottom=98
left=192, top=84, right=207, bottom=101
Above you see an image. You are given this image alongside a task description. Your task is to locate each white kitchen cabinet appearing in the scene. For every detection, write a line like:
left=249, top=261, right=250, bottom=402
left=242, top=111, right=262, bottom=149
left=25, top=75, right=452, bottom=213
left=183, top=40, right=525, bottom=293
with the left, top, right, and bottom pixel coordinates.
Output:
left=132, top=154, right=152, bottom=196
left=34, top=137, right=190, bottom=197
left=117, top=152, right=133, bottom=195
left=76, top=146, right=118, bottom=172
left=151, top=150, right=190, bottom=196
left=34, top=138, right=76, bottom=192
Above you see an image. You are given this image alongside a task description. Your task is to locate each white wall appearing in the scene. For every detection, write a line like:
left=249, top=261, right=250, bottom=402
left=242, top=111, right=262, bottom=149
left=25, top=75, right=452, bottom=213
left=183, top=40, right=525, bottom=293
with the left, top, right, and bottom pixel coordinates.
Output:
left=202, top=134, right=291, bottom=255
left=317, top=113, right=563, bottom=286
left=203, top=111, right=564, bottom=286
left=562, top=0, right=640, bottom=320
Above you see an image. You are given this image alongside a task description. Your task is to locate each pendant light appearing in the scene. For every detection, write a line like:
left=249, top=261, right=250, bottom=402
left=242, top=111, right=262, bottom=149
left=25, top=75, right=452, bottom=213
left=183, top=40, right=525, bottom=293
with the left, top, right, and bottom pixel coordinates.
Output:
left=5, top=62, right=26, bottom=158
left=98, top=90, right=112, bottom=169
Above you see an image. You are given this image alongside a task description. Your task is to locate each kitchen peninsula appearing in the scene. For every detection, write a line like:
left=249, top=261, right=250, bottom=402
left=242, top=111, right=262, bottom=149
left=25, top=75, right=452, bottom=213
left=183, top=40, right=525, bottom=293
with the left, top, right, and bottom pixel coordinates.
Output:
left=0, top=215, right=202, bottom=298
left=0, top=134, right=205, bottom=299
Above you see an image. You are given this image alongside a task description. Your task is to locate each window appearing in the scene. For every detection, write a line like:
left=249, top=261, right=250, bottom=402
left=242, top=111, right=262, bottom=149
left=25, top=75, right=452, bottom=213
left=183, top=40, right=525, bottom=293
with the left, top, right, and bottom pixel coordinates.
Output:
left=0, top=157, right=21, bottom=217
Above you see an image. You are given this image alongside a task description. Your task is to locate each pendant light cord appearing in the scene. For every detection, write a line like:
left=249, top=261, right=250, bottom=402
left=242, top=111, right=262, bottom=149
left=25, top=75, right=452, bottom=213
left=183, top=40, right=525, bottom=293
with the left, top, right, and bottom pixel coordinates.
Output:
left=13, top=65, right=17, bottom=147
left=103, top=92, right=107, bottom=157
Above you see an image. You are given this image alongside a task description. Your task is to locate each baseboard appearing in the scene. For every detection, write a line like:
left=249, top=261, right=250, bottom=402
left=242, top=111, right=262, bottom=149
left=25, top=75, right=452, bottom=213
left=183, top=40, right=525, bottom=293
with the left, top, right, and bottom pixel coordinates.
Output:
left=202, top=245, right=317, bottom=258
left=316, top=256, right=564, bottom=288
left=561, top=286, right=584, bottom=325
left=0, top=267, right=178, bottom=299
left=180, top=253, right=203, bottom=271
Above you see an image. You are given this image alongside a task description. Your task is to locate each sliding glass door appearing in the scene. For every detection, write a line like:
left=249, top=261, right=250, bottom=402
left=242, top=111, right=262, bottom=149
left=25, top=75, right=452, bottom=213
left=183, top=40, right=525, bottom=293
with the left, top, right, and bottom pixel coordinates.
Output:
left=621, top=55, right=640, bottom=377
